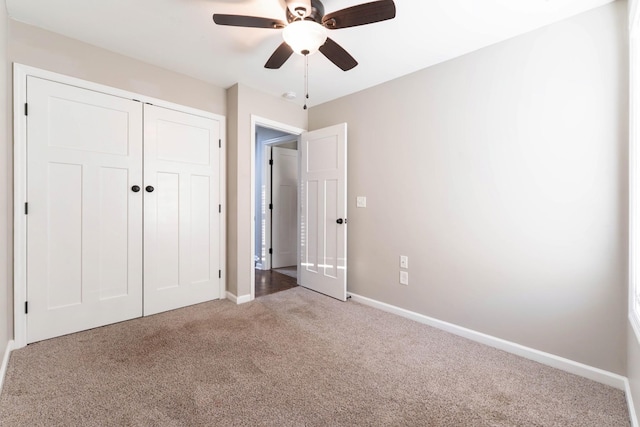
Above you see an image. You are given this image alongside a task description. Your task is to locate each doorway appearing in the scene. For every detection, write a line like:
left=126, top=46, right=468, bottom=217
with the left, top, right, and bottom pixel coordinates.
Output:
left=254, top=125, right=299, bottom=297
left=249, top=116, right=348, bottom=302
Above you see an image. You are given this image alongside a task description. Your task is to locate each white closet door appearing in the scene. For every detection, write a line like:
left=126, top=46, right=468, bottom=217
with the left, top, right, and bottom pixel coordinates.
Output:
left=143, top=104, right=221, bottom=315
left=26, top=77, right=143, bottom=343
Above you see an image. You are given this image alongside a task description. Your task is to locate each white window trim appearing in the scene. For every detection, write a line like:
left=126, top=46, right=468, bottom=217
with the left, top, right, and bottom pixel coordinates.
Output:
left=629, top=0, right=640, bottom=343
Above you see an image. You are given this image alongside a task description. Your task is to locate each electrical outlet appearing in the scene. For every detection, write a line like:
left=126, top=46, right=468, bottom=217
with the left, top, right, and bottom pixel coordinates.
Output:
left=400, top=255, right=408, bottom=269
left=400, top=271, right=409, bottom=285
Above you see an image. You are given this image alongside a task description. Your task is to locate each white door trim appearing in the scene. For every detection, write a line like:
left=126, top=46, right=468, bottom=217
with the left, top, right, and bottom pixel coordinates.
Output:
left=250, top=115, right=305, bottom=302
left=13, top=63, right=227, bottom=348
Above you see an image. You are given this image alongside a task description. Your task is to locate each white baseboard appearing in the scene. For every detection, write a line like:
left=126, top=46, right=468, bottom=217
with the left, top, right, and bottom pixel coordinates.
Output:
left=226, top=291, right=237, bottom=303
left=225, top=291, right=252, bottom=305
left=0, top=340, right=15, bottom=394
left=348, top=292, right=627, bottom=390
left=625, top=378, right=639, bottom=427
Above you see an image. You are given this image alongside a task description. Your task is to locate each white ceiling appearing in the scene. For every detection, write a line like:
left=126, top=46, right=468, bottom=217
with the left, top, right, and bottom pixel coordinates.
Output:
left=6, top=0, right=617, bottom=107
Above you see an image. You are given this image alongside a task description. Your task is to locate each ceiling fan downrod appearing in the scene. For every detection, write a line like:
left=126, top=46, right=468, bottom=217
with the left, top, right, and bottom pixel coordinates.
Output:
left=303, top=53, right=309, bottom=110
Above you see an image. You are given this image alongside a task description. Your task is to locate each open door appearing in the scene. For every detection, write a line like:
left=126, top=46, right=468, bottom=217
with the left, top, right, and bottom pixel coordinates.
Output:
left=299, top=123, right=347, bottom=301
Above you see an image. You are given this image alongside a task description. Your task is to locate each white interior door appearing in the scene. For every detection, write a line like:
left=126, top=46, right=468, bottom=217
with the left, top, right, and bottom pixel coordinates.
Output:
left=271, top=146, right=298, bottom=268
left=299, top=123, right=347, bottom=301
left=143, top=104, right=222, bottom=315
left=26, top=76, right=143, bottom=343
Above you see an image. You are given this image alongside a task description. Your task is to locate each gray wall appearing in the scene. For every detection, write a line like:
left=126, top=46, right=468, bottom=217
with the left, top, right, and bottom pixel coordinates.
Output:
left=9, top=21, right=225, bottom=115
left=0, top=1, right=9, bottom=359
left=309, top=2, right=628, bottom=374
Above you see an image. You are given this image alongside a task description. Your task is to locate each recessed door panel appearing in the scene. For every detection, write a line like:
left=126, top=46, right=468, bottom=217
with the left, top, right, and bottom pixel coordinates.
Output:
left=155, top=172, right=181, bottom=290
left=324, top=179, right=338, bottom=279
left=307, top=137, right=338, bottom=172
left=191, top=175, right=212, bottom=284
left=99, top=167, right=130, bottom=300
left=48, top=97, right=131, bottom=156
left=304, top=180, right=319, bottom=274
left=47, top=162, right=83, bottom=309
left=156, top=120, right=211, bottom=165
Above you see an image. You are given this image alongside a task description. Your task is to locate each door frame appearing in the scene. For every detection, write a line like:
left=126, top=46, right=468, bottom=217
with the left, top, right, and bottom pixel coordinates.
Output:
left=250, top=115, right=305, bottom=301
left=13, top=64, right=227, bottom=349
left=259, top=135, right=299, bottom=271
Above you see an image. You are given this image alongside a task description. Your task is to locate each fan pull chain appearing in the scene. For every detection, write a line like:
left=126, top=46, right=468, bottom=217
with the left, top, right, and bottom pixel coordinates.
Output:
left=303, top=53, right=309, bottom=110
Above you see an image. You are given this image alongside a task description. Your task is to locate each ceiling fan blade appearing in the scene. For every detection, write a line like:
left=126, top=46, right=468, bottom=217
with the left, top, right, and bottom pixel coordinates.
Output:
left=322, top=0, right=396, bottom=29
left=265, top=42, right=294, bottom=69
left=319, top=38, right=358, bottom=71
left=213, top=14, right=286, bottom=29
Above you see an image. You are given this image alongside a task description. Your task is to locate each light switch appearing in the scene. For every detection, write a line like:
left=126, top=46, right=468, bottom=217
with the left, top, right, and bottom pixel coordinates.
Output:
left=356, top=196, right=367, bottom=208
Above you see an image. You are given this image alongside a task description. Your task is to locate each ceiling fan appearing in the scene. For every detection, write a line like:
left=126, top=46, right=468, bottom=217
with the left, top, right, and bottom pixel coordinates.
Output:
left=213, top=0, right=396, bottom=71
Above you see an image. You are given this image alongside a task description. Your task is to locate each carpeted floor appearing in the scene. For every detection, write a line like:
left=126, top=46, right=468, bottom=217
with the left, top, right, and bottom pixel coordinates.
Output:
left=0, top=287, right=631, bottom=426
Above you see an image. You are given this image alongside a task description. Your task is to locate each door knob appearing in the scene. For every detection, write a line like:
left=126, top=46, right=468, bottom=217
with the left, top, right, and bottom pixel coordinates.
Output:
left=131, top=185, right=140, bottom=193
left=336, top=218, right=344, bottom=224
left=145, top=186, right=154, bottom=193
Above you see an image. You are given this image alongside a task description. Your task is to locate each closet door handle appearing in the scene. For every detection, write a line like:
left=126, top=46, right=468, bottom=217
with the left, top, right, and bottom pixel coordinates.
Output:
left=131, top=185, right=141, bottom=193
left=145, top=186, right=155, bottom=193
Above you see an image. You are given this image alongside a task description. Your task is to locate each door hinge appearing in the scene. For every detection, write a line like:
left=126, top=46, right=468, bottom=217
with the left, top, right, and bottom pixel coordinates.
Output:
left=218, top=270, right=222, bottom=279
left=219, top=204, right=221, bottom=213
left=24, top=202, right=28, bottom=215
left=269, top=248, right=272, bottom=255
left=24, top=103, right=28, bottom=116
left=269, top=203, right=273, bottom=210
left=269, top=159, right=273, bottom=166
left=25, top=301, right=28, bottom=314
left=219, top=139, right=221, bottom=148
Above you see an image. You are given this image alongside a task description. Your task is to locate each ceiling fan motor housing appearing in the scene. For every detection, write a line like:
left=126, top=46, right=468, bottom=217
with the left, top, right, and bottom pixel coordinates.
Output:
left=286, top=0, right=325, bottom=24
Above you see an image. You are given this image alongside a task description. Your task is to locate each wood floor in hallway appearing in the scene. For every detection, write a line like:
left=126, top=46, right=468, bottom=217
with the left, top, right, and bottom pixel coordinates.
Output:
left=255, top=268, right=298, bottom=298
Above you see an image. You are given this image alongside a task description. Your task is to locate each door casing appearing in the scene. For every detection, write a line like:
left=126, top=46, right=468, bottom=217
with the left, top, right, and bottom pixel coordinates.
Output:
left=250, top=115, right=305, bottom=301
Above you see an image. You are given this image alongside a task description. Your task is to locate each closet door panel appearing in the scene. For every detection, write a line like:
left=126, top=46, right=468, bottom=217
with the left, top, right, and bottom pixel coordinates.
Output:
left=26, top=76, right=143, bottom=343
left=143, top=104, right=221, bottom=315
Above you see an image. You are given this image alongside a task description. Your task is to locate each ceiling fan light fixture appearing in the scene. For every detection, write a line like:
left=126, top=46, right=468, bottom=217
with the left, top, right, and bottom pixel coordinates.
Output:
left=282, top=20, right=327, bottom=56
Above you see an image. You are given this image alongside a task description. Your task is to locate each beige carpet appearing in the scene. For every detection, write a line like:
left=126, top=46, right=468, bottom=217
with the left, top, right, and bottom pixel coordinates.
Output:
left=0, top=287, right=631, bottom=426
